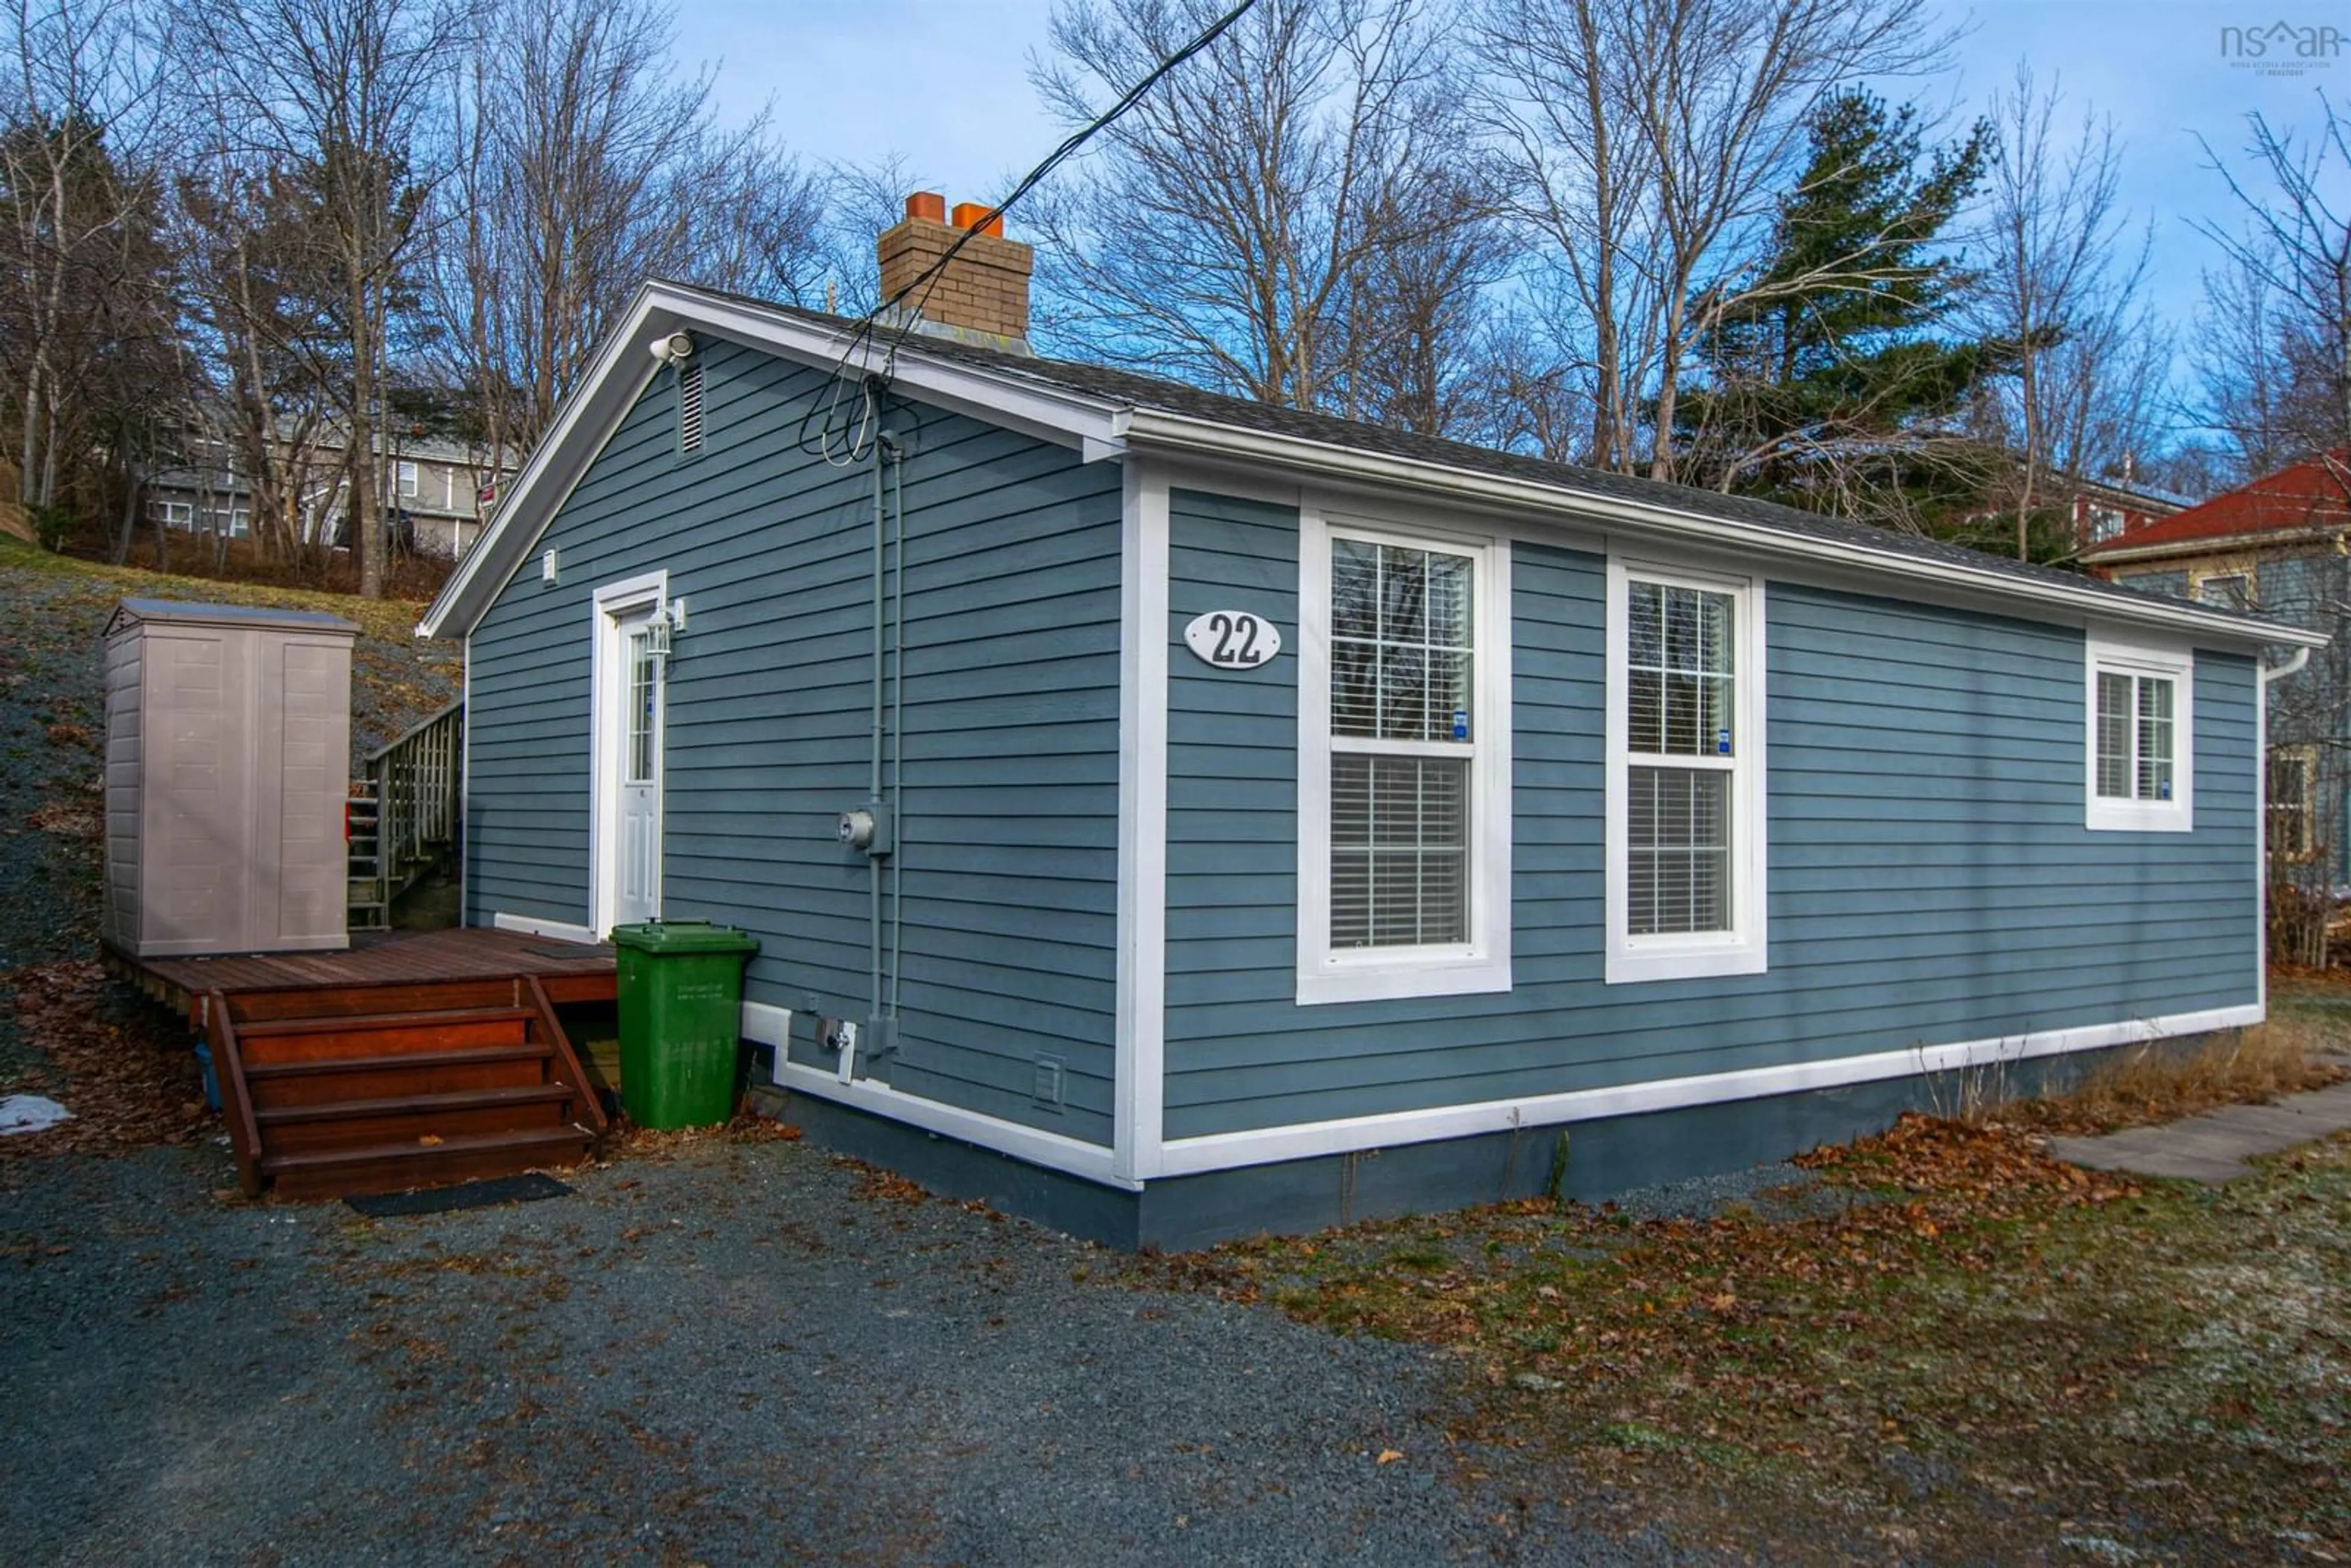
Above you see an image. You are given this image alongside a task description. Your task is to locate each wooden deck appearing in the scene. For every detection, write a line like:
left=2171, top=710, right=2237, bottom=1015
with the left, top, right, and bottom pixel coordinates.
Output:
left=108, top=926, right=617, bottom=1019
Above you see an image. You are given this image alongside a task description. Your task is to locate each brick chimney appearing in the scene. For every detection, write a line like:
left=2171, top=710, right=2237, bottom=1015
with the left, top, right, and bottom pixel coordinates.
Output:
left=876, top=192, right=1033, bottom=353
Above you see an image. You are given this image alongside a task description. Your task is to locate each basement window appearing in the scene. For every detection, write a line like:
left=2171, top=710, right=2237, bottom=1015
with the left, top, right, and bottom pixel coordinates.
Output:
left=678, top=360, right=705, bottom=456
left=2085, top=635, right=2193, bottom=833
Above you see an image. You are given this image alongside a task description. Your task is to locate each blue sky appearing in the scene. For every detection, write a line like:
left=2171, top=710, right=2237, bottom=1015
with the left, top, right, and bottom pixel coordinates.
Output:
left=673, top=1, right=2342, bottom=337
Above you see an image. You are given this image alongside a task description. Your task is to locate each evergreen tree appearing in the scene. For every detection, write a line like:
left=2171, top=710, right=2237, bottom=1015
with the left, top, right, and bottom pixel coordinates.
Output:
left=1678, top=90, right=2001, bottom=527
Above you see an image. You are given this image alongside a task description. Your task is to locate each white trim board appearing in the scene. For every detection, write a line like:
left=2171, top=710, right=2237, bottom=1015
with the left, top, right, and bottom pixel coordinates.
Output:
left=1113, top=462, right=1171, bottom=1182
left=733, top=1002, right=1136, bottom=1189
left=1153, top=1003, right=2264, bottom=1177
left=1116, top=415, right=2320, bottom=654
left=460, top=631, right=474, bottom=926
left=771, top=1062, right=1139, bottom=1191
left=490, top=911, right=600, bottom=945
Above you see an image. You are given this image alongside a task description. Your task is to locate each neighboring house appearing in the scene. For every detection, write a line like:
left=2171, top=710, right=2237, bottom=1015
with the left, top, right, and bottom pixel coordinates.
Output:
left=419, top=194, right=2321, bottom=1249
left=147, top=426, right=514, bottom=559
left=2066, top=472, right=2189, bottom=554
left=2083, top=456, right=2351, bottom=934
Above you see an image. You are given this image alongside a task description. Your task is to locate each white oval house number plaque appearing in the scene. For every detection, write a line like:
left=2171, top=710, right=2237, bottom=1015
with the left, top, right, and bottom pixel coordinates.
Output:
left=1183, top=609, right=1281, bottom=669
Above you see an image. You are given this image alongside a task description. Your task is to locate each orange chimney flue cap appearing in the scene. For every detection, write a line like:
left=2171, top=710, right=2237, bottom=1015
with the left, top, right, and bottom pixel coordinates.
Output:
left=904, top=191, right=947, bottom=223
left=951, top=201, right=1004, bottom=238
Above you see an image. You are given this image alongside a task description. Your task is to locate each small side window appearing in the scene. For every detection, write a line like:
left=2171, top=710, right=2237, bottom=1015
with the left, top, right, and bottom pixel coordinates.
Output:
left=2192, top=569, right=2252, bottom=611
left=2085, top=636, right=2193, bottom=833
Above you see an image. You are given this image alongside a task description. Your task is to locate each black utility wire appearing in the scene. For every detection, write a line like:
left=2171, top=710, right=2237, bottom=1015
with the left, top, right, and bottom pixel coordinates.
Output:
left=797, top=0, right=1262, bottom=464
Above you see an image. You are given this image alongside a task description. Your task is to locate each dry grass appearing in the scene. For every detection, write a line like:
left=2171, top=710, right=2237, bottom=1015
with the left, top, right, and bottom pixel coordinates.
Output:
left=1997, top=1014, right=2348, bottom=1138
left=1154, top=1117, right=2351, bottom=1562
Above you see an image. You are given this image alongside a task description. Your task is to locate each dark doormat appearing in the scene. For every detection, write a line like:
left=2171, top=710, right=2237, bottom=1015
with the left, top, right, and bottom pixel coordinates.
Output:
left=345, top=1172, right=574, bottom=1218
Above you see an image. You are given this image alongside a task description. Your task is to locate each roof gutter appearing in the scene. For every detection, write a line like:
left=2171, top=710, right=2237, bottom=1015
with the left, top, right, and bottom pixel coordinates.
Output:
left=1122, top=411, right=2328, bottom=652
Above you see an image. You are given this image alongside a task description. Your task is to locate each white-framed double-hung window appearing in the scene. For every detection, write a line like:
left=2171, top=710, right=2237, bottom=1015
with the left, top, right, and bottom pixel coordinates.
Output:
left=1297, top=505, right=1512, bottom=1005
left=1605, top=558, right=1768, bottom=983
left=2084, top=636, right=2193, bottom=831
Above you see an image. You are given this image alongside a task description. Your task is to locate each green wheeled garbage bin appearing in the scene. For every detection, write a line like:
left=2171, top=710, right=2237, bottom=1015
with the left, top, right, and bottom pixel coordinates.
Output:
left=611, top=921, right=760, bottom=1130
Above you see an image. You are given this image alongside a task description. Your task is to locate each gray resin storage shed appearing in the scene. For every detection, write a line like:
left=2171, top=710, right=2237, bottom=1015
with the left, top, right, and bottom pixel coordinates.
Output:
left=103, top=599, right=358, bottom=958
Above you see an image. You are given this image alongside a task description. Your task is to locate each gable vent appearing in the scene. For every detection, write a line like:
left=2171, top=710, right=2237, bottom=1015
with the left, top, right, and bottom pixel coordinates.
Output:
left=678, top=360, right=705, bottom=454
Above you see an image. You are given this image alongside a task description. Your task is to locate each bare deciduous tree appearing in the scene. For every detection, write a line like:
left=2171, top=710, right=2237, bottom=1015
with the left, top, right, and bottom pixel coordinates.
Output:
left=1474, top=0, right=1951, bottom=479
left=174, top=154, right=348, bottom=571
left=1029, top=0, right=1486, bottom=422
left=178, top=0, right=468, bottom=596
left=1973, top=63, right=2164, bottom=558
left=0, top=0, right=174, bottom=528
left=434, top=0, right=830, bottom=461
left=2195, top=95, right=2351, bottom=478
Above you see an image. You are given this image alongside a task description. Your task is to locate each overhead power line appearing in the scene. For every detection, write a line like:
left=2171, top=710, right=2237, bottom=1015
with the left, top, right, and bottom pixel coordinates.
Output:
left=800, top=0, right=1261, bottom=464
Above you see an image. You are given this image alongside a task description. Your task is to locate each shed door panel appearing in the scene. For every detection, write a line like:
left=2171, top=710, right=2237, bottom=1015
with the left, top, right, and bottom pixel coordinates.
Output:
left=268, top=639, right=352, bottom=943
left=146, top=631, right=247, bottom=947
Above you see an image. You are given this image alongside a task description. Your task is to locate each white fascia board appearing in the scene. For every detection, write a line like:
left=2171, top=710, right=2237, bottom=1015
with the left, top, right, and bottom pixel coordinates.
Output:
left=654, top=284, right=1130, bottom=456
left=1119, top=412, right=2328, bottom=653
left=1156, top=1003, right=2264, bottom=1177
left=418, top=280, right=1131, bottom=640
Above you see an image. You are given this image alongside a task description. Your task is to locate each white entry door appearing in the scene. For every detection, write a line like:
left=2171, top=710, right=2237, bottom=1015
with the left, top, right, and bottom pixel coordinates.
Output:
left=615, top=615, right=664, bottom=927
left=591, top=572, right=669, bottom=937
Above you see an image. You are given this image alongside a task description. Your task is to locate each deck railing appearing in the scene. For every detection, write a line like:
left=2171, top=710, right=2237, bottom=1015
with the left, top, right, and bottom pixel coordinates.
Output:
left=351, top=699, right=463, bottom=926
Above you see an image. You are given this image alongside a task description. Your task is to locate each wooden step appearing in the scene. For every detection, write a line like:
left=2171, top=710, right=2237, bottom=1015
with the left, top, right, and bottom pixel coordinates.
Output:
left=252, top=1051, right=564, bottom=1110
left=257, top=1083, right=574, bottom=1124
left=261, top=1123, right=594, bottom=1199
left=242, top=1043, right=549, bottom=1077
left=242, top=1043, right=553, bottom=1109
left=227, top=980, right=531, bottom=1023
left=257, top=1084, right=575, bottom=1153
left=236, top=1016, right=533, bottom=1067
left=236, top=1006, right=536, bottom=1038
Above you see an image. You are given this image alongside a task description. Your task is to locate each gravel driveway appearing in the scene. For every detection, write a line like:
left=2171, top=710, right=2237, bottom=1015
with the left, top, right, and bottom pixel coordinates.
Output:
left=1, top=1135, right=1684, bottom=1567
left=0, top=551, right=1682, bottom=1565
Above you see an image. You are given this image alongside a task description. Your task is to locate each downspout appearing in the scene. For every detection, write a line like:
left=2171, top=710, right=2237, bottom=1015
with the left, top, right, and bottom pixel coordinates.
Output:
left=868, top=394, right=888, bottom=1052
left=888, top=440, right=907, bottom=1025
left=2260, top=647, right=2311, bottom=689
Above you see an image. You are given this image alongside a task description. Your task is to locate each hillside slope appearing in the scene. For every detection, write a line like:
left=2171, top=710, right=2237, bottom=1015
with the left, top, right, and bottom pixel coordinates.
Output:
left=0, top=538, right=464, bottom=976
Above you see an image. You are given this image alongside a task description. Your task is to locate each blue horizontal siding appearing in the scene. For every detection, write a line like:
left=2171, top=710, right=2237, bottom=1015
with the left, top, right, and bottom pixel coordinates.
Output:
left=465, top=339, right=1123, bottom=1144
left=1161, top=500, right=2262, bottom=1140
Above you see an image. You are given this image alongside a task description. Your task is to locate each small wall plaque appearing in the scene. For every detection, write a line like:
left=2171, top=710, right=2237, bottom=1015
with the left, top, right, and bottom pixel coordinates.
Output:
left=1183, top=610, right=1281, bottom=669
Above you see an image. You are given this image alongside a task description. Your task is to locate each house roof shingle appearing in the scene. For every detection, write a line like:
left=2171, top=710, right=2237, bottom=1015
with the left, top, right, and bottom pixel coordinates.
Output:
left=418, top=279, right=2325, bottom=649
left=735, top=293, right=2282, bottom=631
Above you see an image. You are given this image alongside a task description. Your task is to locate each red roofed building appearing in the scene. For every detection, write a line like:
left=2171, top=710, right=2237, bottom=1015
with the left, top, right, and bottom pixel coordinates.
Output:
left=2081, top=454, right=2351, bottom=590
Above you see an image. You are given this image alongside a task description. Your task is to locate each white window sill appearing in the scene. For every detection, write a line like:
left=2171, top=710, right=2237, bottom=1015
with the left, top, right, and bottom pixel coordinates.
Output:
left=2085, top=799, right=2192, bottom=833
left=1296, top=951, right=1512, bottom=1007
left=1606, top=936, right=1766, bottom=986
